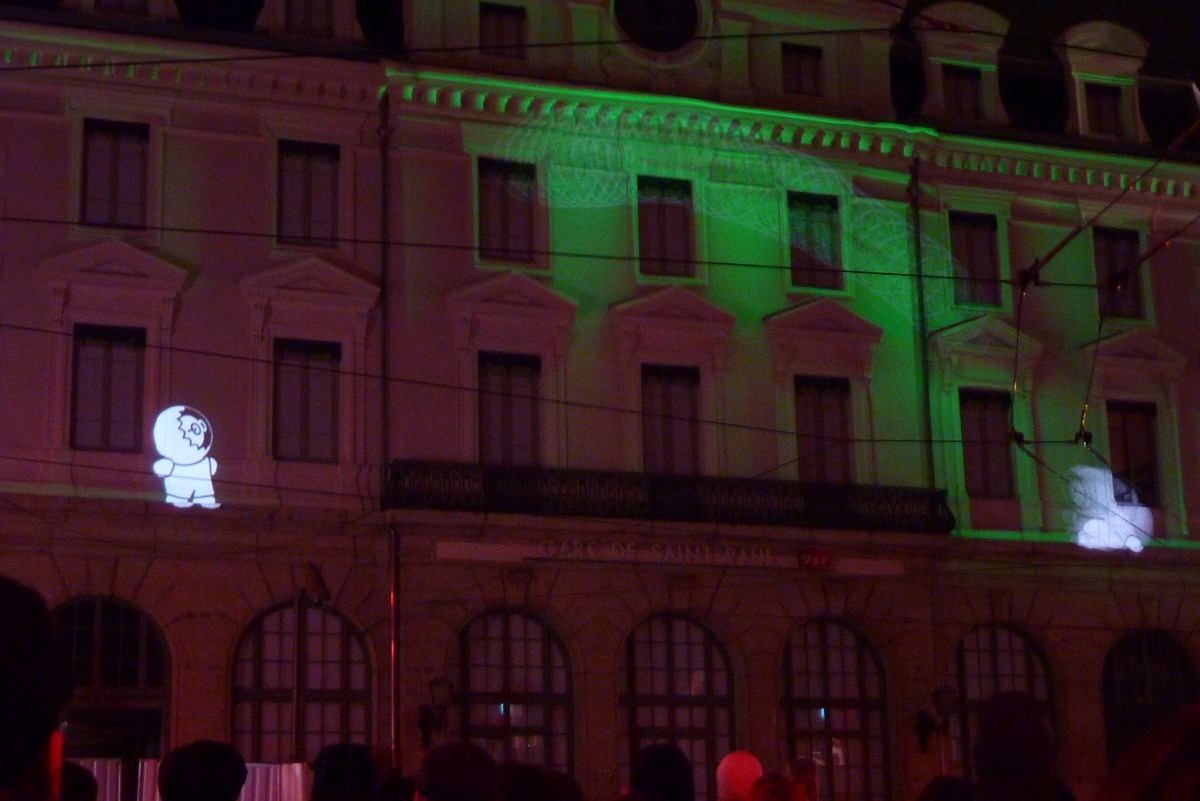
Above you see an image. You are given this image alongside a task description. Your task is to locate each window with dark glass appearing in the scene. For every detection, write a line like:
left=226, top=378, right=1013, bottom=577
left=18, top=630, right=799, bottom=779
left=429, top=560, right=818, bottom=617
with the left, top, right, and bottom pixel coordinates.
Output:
left=784, top=619, right=890, bottom=801
left=1103, top=629, right=1197, bottom=765
left=71, top=324, right=145, bottom=453
left=1106, top=400, right=1159, bottom=507
left=789, top=192, right=842, bottom=290
left=950, top=211, right=1001, bottom=306
left=285, top=0, right=333, bottom=37
left=81, top=119, right=148, bottom=228
left=953, top=625, right=1052, bottom=776
left=782, top=44, right=824, bottom=96
left=642, top=365, right=700, bottom=476
left=273, top=339, right=340, bottom=463
left=943, top=65, right=983, bottom=120
left=232, top=598, right=371, bottom=763
left=623, top=614, right=732, bottom=801
left=638, top=177, right=695, bottom=278
left=795, top=376, right=853, bottom=484
left=479, top=3, right=526, bottom=58
left=1086, top=83, right=1123, bottom=137
left=461, top=610, right=572, bottom=771
left=478, top=158, right=536, bottom=263
left=959, top=389, right=1013, bottom=499
left=478, top=352, right=540, bottom=466
left=53, top=598, right=168, bottom=801
left=1094, top=227, right=1144, bottom=319
left=278, top=140, right=339, bottom=246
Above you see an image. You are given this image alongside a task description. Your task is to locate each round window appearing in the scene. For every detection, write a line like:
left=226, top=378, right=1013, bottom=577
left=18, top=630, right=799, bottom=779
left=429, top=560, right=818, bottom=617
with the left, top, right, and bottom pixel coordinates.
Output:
left=614, top=0, right=699, bottom=53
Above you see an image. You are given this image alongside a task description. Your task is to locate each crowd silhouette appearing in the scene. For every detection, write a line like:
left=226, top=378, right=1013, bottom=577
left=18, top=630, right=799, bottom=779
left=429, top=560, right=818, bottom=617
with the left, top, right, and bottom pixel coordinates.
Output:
left=2, top=575, right=1199, bottom=801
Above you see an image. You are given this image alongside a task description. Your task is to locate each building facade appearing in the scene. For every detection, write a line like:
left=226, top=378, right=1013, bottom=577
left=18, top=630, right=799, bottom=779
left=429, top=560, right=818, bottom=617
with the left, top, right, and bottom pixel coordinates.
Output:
left=2, top=1, right=1200, bottom=801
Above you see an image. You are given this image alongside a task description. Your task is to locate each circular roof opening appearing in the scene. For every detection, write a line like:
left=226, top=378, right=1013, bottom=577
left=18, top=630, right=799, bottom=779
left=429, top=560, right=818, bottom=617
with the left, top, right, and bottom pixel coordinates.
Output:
left=614, top=0, right=699, bottom=53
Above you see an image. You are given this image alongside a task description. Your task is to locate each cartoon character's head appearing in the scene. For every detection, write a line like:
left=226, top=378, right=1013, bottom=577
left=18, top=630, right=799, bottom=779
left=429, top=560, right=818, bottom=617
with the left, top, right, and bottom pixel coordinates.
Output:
left=153, top=405, right=213, bottom=464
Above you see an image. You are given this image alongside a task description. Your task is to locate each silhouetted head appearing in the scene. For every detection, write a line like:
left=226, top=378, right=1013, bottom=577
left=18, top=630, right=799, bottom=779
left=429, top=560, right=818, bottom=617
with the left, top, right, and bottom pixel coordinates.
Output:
left=630, top=743, right=694, bottom=801
left=748, top=771, right=792, bottom=801
left=0, top=576, right=73, bottom=789
left=499, top=762, right=553, bottom=801
left=417, top=742, right=499, bottom=801
left=158, top=740, right=247, bottom=801
left=60, top=763, right=98, bottom=801
left=312, top=743, right=375, bottom=801
left=1096, top=703, right=1200, bottom=801
left=915, top=775, right=972, bottom=801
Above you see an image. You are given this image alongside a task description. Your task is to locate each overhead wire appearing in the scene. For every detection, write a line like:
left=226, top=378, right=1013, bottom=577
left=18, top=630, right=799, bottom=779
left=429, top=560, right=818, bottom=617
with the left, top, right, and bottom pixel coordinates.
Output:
left=3, top=3, right=1199, bottom=555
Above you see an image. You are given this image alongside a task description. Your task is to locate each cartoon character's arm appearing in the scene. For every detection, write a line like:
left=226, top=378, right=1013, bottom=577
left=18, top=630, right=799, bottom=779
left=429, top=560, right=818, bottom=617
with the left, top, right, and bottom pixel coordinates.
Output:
left=153, top=458, right=174, bottom=478
left=208, top=457, right=217, bottom=476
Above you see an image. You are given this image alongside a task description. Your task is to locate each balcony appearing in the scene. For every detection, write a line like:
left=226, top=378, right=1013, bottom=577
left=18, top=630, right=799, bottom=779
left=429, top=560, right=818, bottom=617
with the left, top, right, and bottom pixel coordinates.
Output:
left=385, top=461, right=955, bottom=534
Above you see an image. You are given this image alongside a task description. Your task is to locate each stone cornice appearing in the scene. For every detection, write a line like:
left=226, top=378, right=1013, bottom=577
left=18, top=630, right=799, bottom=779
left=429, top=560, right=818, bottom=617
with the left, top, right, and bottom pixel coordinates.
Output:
left=1, top=21, right=381, bottom=111
left=387, top=67, right=1200, bottom=202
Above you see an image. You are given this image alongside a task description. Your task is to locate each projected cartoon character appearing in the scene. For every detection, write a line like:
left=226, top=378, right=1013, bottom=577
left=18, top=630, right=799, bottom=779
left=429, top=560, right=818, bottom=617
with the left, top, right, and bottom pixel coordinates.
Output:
left=1069, top=465, right=1150, bottom=552
left=152, top=405, right=220, bottom=508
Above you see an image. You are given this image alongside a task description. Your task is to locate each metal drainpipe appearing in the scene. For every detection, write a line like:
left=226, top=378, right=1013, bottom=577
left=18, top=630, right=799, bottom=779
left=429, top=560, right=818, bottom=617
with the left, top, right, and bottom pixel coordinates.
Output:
left=377, top=87, right=400, bottom=770
left=909, top=155, right=936, bottom=490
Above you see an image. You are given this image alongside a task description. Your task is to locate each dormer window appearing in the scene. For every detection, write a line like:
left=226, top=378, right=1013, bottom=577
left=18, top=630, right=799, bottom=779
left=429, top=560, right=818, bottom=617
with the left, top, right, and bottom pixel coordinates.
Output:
left=781, top=44, right=823, bottom=97
left=1086, top=83, right=1123, bottom=137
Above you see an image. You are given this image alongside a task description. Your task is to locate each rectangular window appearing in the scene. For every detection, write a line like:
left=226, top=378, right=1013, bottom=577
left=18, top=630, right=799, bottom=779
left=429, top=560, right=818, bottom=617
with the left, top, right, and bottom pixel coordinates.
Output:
left=642, top=365, right=700, bottom=476
left=943, top=65, right=983, bottom=120
left=1086, top=83, right=1123, bottom=137
left=81, top=119, right=148, bottom=228
left=478, top=158, right=536, bottom=263
left=959, top=389, right=1014, bottom=499
left=1094, top=227, right=1144, bottom=319
left=480, top=2, right=526, bottom=59
left=788, top=192, right=842, bottom=290
left=781, top=44, right=823, bottom=96
left=277, top=140, right=339, bottom=246
left=478, top=352, right=540, bottom=466
left=950, top=211, right=1001, bottom=306
left=71, top=324, right=145, bottom=452
left=1107, top=400, right=1159, bottom=507
left=795, top=376, right=853, bottom=484
left=273, top=339, right=340, bottom=463
left=638, top=177, right=695, bottom=278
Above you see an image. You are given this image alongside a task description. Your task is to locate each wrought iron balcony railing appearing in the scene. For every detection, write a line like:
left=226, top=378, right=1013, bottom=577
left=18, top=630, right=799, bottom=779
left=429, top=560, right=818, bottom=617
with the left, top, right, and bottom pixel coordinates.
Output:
left=385, top=460, right=955, bottom=534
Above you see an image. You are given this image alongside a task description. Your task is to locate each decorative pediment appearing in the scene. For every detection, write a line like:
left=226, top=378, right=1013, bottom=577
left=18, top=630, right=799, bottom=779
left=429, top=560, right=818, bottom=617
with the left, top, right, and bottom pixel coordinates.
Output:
left=610, top=286, right=734, bottom=337
left=38, top=239, right=188, bottom=321
left=930, top=314, right=1043, bottom=390
left=444, top=271, right=577, bottom=354
left=240, top=256, right=378, bottom=312
left=920, top=1, right=1009, bottom=62
left=764, top=298, right=883, bottom=379
left=609, top=287, right=734, bottom=368
left=1084, top=328, right=1185, bottom=393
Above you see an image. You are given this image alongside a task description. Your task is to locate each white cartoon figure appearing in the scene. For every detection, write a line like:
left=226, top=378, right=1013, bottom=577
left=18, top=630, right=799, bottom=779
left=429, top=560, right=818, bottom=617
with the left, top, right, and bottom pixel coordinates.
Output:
left=152, top=405, right=220, bottom=508
left=1069, top=465, right=1150, bottom=552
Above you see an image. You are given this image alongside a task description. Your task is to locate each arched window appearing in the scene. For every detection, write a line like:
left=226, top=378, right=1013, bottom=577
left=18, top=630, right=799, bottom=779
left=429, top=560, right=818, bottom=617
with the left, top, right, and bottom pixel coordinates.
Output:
left=459, top=609, right=573, bottom=771
left=622, top=613, right=733, bottom=801
left=953, top=625, right=1052, bottom=775
left=232, top=597, right=371, bottom=762
left=53, top=597, right=169, bottom=801
left=1102, top=629, right=1197, bottom=764
left=783, top=619, right=890, bottom=801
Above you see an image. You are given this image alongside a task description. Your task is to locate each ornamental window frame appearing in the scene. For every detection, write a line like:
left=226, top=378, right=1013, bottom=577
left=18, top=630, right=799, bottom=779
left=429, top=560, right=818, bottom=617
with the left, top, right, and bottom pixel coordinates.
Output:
left=764, top=298, right=882, bottom=485
left=68, top=99, right=166, bottom=244
left=917, top=2, right=1009, bottom=125
left=929, top=314, right=1043, bottom=532
left=1083, top=329, right=1187, bottom=537
left=38, top=240, right=185, bottom=485
left=1060, top=21, right=1148, bottom=142
left=240, top=256, right=377, bottom=483
left=938, top=189, right=1014, bottom=316
left=611, top=287, right=733, bottom=476
left=444, top=272, right=576, bottom=467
